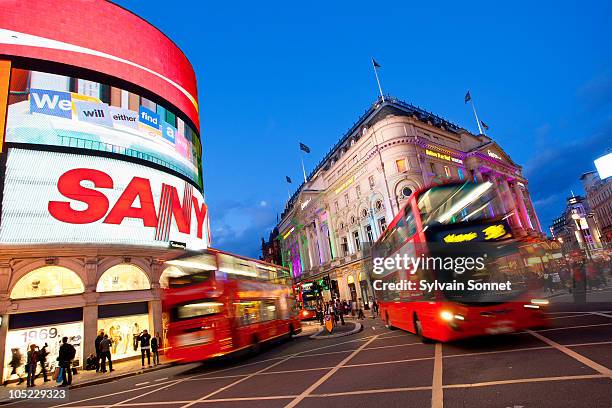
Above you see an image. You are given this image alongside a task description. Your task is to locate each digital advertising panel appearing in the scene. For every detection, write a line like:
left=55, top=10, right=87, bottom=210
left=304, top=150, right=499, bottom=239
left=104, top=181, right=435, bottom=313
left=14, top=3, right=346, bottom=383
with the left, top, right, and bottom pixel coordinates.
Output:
left=5, top=68, right=203, bottom=188
left=0, top=149, right=209, bottom=250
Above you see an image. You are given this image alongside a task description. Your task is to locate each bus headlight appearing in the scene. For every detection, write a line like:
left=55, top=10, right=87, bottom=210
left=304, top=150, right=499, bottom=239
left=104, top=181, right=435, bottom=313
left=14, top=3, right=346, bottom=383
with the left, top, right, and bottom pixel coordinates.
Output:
left=440, top=311, right=454, bottom=321
left=530, top=299, right=549, bottom=306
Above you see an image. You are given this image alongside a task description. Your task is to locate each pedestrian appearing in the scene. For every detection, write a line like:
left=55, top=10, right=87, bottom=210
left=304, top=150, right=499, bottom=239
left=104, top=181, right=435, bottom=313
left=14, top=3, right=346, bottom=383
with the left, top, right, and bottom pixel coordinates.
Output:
left=137, top=329, right=152, bottom=367
left=369, top=297, right=376, bottom=318
left=57, top=336, right=76, bottom=387
left=94, top=330, right=104, bottom=373
left=26, top=344, right=39, bottom=387
left=4, top=348, right=23, bottom=385
left=357, top=298, right=365, bottom=320
left=151, top=332, right=161, bottom=365
left=99, top=334, right=113, bottom=373
left=373, top=299, right=379, bottom=317
left=37, top=343, right=49, bottom=382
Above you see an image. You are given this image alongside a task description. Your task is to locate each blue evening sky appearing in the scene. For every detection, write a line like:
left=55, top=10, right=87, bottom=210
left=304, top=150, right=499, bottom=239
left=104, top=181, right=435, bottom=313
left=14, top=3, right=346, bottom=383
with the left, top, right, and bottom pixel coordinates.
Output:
left=115, top=0, right=611, bottom=258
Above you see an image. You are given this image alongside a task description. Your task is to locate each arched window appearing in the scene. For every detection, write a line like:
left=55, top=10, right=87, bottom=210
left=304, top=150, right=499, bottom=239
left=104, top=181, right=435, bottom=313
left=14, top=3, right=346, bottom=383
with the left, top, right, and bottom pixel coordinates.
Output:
left=97, top=264, right=150, bottom=292
left=11, top=266, right=84, bottom=299
left=160, top=266, right=187, bottom=289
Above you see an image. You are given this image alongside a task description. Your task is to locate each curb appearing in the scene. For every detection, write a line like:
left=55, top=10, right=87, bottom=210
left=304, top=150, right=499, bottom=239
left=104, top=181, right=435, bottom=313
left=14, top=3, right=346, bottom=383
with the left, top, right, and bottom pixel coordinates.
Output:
left=309, top=323, right=362, bottom=340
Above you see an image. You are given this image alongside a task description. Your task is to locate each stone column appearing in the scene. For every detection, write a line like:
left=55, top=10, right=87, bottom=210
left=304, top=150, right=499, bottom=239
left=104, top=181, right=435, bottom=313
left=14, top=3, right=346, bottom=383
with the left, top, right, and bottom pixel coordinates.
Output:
left=501, top=178, right=522, bottom=228
left=82, top=258, right=99, bottom=360
left=512, top=183, right=533, bottom=230
left=314, top=217, right=326, bottom=263
left=524, top=190, right=542, bottom=232
left=324, top=209, right=339, bottom=260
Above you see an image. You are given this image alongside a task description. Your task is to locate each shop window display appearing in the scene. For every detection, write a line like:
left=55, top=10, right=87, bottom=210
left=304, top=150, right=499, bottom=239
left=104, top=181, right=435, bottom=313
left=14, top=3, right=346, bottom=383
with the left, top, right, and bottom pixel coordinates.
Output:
left=97, top=264, right=150, bottom=292
left=10, top=266, right=84, bottom=299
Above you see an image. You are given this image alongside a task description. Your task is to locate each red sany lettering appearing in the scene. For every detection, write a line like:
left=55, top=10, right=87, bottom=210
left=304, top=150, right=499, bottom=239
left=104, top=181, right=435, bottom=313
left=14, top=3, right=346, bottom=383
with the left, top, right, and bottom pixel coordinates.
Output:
left=104, top=177, right=158, bottom=227
left=48, top=168, right=113, bottom=224
left=192, top=197, right=207, bottom=239
left=167, top=186, right=190, bottom=234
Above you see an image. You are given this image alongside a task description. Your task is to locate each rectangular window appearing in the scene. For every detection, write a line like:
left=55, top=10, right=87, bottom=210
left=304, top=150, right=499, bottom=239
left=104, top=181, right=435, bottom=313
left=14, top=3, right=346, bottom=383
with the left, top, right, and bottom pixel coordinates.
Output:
left=235, top=300, right=262, bottom=326
left=379, top=217, right=387, bottom=232
left=353, top=230, right=361, bottom=251
left=344, top=193, right=349, bottom=206
left=341, top=237, right=349, bottom=256
left=356, top=185, right=361, bottom=198
left=366, top=225, right=374, bottom=243
left=444, top=165, right=451, bottom=177
left=369, top=175, right=375, bottom=189
left=396, top=159, right=407, bottom=173
left=334, top=201, right=339, bottom=211
left=430, top=163, right=436, bottom=174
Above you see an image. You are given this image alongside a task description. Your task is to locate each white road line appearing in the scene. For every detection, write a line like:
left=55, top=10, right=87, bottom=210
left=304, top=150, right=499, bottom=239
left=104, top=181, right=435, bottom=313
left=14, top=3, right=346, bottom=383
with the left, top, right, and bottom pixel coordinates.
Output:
left=107, top=379, right=182, bottom=408
left=309, top=385, right=432, bottom=398
left=565, top=340, right=612, bottom=347
left=443, top=374, right=606, bottom=389
left=548, top=313, right=593, bottom=320
left=178, top=353, right=299, bottom=408
left=134, top=382, right=149, bottom=387
left=526, top=330, right=612, bottom=378
left=515, top=322, right=612, bottom=333
left=590, top=312, right=612, bottom=319
left=431, top=343, right=443, bottom=408
left=366, top=341, right=424, bottom=350
left=153, top=377, right=168, bottom=382
left=283, top=335, right=380, bottom=408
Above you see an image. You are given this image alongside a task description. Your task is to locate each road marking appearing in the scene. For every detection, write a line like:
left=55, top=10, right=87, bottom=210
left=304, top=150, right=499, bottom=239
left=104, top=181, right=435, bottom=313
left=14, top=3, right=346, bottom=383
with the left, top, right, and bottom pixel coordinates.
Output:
left=107, top=379, right=183, bottom=407
left=590, top=312, right=612, bottom=319
left=366, top=342, right=424, bottom=350
left=310, top=385, right=432, bottom=398
left=444, top=374, right=606, bottom=389
left=134, top=382, right=149, bottom=387
left=432, top=343, right=443, bottom=408
left=283, top=335, right=380, bottom=408
left=511, top=322, right=612, bottom=334
left=178, top=353, right=299, bottom=408
left=526, top=329, right=612, bottom=378
left=346, top=356, right=435, bottom=368
left=548, top=313, right=593, bottom=320
left=153, top=377, right=168, bottom=382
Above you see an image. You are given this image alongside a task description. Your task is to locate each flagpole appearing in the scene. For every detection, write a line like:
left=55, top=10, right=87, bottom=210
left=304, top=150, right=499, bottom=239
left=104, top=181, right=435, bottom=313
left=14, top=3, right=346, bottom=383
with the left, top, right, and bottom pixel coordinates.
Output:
left=300, top=153, right=307, bottom=183
left=373, top=66, right=385, bottom=102
left=470, top=99, right=484, bottom=135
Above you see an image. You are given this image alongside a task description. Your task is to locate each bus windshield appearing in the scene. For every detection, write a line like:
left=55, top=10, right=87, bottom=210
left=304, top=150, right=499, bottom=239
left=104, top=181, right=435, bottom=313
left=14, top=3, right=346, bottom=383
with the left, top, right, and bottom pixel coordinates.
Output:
left=172, top=299, right=224, bottom=321
left=418, top=182, right=503, bottom=226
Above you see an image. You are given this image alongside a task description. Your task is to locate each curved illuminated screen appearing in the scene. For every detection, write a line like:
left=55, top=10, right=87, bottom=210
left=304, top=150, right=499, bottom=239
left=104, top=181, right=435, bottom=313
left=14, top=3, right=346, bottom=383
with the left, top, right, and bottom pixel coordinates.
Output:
left=5, top=68, right=203, bottom=188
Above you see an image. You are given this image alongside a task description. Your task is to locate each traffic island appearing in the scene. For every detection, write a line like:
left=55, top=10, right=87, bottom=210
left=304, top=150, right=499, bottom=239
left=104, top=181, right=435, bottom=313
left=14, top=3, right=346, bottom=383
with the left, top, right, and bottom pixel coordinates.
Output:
left=309, top=322, right=362, bottom=339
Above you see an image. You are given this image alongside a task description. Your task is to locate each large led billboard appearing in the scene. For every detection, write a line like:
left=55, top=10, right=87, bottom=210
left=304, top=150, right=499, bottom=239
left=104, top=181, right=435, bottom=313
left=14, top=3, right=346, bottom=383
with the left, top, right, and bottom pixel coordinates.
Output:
left=0, top=149, right=209, bottom=250
left=594, top=152, right=611, bottom=180
left=5, top=68, right=203, bottom=188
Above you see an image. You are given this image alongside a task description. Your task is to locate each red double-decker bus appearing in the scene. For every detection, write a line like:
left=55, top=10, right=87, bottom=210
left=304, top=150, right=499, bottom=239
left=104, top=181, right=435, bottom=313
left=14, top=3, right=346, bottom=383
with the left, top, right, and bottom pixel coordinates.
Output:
left=163, top=249, right=301, bottom=362
left=371, top=181, right=548, bottom=342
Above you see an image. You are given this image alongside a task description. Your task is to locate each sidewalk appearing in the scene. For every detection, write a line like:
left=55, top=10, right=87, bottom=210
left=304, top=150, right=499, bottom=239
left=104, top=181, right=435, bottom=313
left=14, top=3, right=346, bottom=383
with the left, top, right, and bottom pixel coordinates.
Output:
left=3, top=355, right=172, bottom=391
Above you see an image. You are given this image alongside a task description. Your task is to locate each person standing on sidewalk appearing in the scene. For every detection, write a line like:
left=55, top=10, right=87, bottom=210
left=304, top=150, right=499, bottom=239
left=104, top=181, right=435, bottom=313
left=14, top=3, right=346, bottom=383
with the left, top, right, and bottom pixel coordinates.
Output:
left=57, top=337, right=76, bottom=387
left=37, top=343, right=49, bottom=382
left=137, top=330, right=152, bottom=367
left=25, top=344, right=39, bottom=387
left=94, top=330, right=104, bottom=373
left=99, top=334, right=114, bottom=373
left=151, top=332, right=161, bottom=365
left=4, top=348, right=23, bottom=385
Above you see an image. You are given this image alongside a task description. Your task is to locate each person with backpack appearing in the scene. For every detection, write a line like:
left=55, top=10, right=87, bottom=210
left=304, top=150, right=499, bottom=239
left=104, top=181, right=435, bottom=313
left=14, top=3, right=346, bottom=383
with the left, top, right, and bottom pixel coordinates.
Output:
left=25, top=344, right=39, bottom=387
left=57, top=337, right=76, bottom=387
left=137, top=330, right=152, bottom=367
left=94, top=330, right=104, bottom=373
left=37, top=343, right=49, bottom=382
left=99, top=334, right=113, bottom=373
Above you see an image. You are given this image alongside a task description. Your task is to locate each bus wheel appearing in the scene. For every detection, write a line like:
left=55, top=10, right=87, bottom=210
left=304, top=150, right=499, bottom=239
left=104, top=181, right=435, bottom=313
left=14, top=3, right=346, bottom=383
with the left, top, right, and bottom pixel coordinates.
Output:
left=250, top=336, right=261, bottom=355
left=288, top=325, right=296, bottom=340
left=385, top=313, right=395, bottom=330
left=414, top=316, right=433, bottom=344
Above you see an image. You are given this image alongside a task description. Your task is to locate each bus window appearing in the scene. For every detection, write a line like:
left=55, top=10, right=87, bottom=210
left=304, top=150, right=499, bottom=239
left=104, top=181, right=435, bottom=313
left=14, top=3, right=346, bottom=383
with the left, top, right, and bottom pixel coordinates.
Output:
left=234, top=301, right=262, bottom=326
left=261, top=300, right=278, bottom=321
left=173, top=300, right=223, bottom=321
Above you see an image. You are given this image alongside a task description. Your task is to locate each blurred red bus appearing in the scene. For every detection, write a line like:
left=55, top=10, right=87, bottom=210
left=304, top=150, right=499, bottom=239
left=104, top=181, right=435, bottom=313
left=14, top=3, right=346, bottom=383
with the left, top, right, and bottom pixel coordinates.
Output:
left=295, top=281, right=318, bottom=320
left=163, top=249, right=301, bottom=362
left=372, top=181, right=548, bottom=342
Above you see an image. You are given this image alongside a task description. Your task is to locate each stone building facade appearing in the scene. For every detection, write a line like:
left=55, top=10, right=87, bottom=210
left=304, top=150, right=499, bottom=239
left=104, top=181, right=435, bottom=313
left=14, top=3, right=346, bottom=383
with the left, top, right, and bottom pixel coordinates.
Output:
left=277, top=96, right=543, bottom=303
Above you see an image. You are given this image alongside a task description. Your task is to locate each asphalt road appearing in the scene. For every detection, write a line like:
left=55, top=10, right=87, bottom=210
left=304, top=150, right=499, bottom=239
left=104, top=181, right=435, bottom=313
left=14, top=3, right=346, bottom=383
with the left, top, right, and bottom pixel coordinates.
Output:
left=4, top=299, right=612, bottom=408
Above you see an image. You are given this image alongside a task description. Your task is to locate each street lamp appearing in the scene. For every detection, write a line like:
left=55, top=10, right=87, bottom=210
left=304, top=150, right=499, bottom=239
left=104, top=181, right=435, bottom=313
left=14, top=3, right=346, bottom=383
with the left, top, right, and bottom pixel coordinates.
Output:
left=571, top=213, right=592, bottom=260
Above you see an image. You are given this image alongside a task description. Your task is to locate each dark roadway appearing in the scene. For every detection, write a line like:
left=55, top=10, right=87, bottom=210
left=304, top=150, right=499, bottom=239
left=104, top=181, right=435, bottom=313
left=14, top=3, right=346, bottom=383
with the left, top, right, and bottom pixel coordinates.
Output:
left=4, top=297, right=612, bottom=408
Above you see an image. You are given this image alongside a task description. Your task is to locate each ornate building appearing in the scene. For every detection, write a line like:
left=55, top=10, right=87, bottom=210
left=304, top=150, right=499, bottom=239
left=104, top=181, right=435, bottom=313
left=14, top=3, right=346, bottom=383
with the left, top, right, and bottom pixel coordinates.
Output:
left=277, top=96, right=543, bottom=302
left=581, top=170, right=612, bottom=244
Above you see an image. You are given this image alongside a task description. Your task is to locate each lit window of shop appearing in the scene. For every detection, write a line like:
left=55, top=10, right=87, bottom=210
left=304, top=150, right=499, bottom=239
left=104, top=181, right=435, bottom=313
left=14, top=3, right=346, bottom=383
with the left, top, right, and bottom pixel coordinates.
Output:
left=97, top=264, right=150, bottom=292
left=396, top=159, right=407, bottom=173
left=10, top=266, right=84, bottom=299
left=97, top=302, right=150, bottom=361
